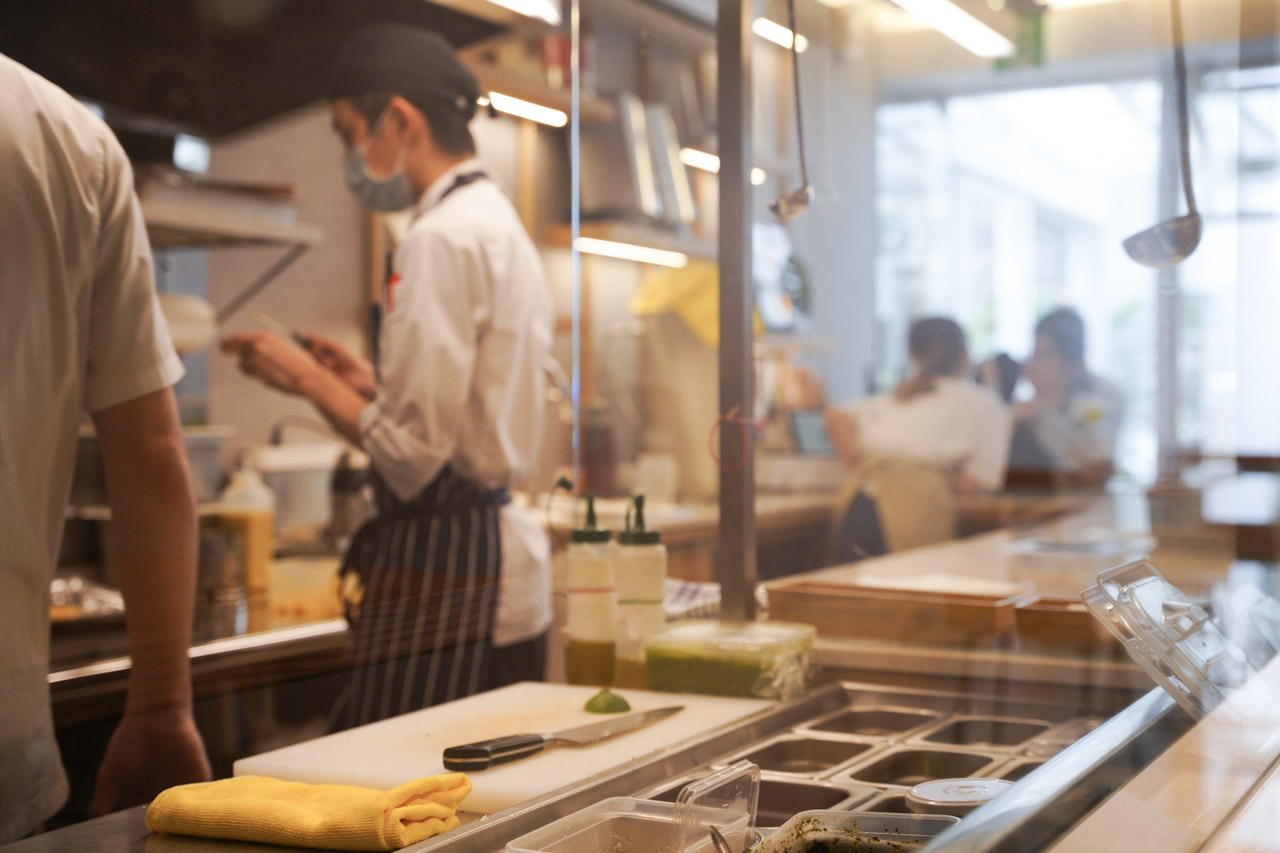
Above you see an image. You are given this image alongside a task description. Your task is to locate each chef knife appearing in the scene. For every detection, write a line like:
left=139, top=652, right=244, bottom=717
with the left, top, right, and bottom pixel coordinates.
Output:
left=252, top=311, right=312, bottom=348
left=442, top=705, right=683, bottom=771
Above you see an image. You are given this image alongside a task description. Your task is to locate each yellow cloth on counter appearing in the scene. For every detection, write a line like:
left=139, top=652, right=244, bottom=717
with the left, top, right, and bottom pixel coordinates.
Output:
left=631, top=260, right=764, bottom=348
left=145, top=773, right=472, bottom=852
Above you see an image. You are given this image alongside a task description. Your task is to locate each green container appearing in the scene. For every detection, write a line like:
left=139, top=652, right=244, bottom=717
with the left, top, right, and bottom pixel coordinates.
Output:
left=644, top=620, right=815, bottom=700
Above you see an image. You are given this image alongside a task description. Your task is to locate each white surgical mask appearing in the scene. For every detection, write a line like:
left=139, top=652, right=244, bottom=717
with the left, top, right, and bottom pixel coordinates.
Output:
left=345, top=109, right=417, bottom=212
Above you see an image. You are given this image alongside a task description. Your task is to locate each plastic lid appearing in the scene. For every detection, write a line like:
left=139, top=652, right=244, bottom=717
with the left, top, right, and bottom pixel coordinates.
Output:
left=619, top=495, right=661, bottom=545
left=906, top=778, right=1012, bottom=816
left=572, top=494, right=613, bottom=543
left=675, top=760, right=760, bottom=853
left=1083, top=559, right=1256, bottom=719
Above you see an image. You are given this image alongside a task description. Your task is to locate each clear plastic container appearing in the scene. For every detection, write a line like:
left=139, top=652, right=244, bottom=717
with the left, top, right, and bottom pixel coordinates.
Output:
left=1082, top=559, right=1256, bottom=719
left=644, top=620, right=815, bottom=700
left=506, top=761, right=759, bottom=853
left=751, top=810, right=959, bottom=853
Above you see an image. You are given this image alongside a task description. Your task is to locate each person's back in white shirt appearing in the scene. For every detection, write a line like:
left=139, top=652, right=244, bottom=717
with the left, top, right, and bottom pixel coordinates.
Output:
left=0, top=52, right=188, bottom=839
left=840, top=377, right=1012, bottom=492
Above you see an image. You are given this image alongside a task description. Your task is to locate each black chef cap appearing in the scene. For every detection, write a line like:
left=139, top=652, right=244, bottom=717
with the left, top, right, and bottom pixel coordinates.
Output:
left=328, top=23, right=480, bottom=121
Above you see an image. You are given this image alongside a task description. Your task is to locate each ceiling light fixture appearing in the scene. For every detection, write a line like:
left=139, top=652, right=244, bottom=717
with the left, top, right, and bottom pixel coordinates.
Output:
left=574, top=237, right=689, bottom=268
left=484, top=0, right=562, bottom=25
left=886, top=0, right=1016, bottom=58
left=753, top=18, right=810, bottom=53
left=1041, top=0, right=1123, bottom=7
left=479, top=93, right=568, bottom=127
left=679, top=148, right=769, bottom=185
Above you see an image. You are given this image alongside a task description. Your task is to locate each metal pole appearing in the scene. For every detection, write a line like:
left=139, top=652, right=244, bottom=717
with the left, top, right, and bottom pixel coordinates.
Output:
left=570, top=0, right=582, bottom=487
left=716, top=0, right=757, bottom=619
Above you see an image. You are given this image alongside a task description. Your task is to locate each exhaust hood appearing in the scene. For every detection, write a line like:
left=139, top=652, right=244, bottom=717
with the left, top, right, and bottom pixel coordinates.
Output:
left=1, top=0, right=533, bottom=139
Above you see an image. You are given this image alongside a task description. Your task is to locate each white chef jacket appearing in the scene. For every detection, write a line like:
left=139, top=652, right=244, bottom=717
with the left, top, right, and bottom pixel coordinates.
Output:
left=358, top=159, right=554, bottom=646
left=0, top=54, right=183, bottom=842
left=840, top=376, right=1012, bottom=491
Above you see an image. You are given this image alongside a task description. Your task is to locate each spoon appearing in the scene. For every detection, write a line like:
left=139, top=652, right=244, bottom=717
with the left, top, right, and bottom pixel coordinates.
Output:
left=708, top=825, right=734, bottom=853
left=1123, top=0, right=1200, bottom=267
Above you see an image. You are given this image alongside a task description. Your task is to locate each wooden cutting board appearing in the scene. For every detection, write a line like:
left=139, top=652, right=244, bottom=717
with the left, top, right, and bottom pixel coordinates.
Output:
left=234, top=682, right=772, bottom=814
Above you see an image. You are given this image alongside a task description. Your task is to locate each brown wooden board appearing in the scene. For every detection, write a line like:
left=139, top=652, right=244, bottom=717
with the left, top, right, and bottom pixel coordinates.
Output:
left=767, top=580, right=1029, bottom=647
left=1015, top=594, right=1123, bottom=653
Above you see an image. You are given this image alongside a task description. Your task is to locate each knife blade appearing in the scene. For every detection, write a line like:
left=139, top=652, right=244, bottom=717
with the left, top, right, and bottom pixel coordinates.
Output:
left=442, top=705, right=683, bottom=771
left=252, top=311, right=312, bottom=348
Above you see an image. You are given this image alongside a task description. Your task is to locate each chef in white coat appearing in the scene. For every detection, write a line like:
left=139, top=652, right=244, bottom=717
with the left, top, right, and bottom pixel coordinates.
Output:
left=223, top=24, right=554, bottom=728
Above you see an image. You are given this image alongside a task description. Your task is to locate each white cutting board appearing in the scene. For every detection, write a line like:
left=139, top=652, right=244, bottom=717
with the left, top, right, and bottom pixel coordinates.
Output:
left=234, top=682, right=771, bottom=814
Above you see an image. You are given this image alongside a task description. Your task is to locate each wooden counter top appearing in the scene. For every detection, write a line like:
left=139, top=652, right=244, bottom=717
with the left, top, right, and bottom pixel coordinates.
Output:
left=784, top=487, right=1233, bottom=601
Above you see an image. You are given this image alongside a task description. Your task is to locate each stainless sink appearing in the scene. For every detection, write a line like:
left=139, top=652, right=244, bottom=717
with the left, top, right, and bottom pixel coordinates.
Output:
left=804, top=707, right=940, bottom=739
left=841, top=748, right=998, bottom=786
left=734, top=736, right=874, bottom=776
left=919, top=716, right=1051, bottom=749
left=648, top=775, right=875, bottom=826
left=855, top=793, right=916, bottom=815
left=998, top=760, right=1044, bottom=782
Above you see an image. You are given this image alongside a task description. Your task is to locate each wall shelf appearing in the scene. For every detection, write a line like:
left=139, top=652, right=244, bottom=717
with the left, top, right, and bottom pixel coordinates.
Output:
left=465, top=61, right=617, bottom=124
left=143, top=198, right=324, bottom=250
left=544, top=220, right=716, bottom=262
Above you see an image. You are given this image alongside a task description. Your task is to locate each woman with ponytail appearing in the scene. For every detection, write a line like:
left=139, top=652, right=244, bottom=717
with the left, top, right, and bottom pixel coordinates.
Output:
left=824, top=317, right=1012, bottom=562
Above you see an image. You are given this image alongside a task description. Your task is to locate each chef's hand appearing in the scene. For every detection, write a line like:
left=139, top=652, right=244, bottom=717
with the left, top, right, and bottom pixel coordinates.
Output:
left=304, top=333, right=377, bottom=400
left=221, top=331, right=320, bottom=396
left=89, top=708, right=211, bottom=816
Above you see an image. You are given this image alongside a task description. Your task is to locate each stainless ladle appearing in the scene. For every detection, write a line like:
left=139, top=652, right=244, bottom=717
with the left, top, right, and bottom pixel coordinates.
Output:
left=769, top=0, right=812, bottom=222
left=1123, top=0, right=1201, bottom=267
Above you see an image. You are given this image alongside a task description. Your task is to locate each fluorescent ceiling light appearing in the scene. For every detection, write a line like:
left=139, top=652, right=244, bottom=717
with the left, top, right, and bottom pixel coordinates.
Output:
left=679, top=148, right=769, bottom=185
left=1039, top=0, right=1122, bottom=6
left=886, top=0, right=1016, bottom=58
left=574, top=237, right=689, bottom=268
left=679, top=148, right=722, bottom=172
left=483, top=0, right=561, bottom=24
left=479, top=93, right=568, bottom=127
left=753, top=18, right=809, bottom=53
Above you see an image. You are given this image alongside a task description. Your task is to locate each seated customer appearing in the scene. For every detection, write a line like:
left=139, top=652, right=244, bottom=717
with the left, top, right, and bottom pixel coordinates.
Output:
left=1008, top=307, right=1124, bottom=490
left=825, top=317, right=1012, bottom=561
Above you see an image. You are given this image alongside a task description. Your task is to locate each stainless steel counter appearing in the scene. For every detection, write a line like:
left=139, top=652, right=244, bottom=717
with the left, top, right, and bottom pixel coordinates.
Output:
left=6, top=677, right=1187, bottom=853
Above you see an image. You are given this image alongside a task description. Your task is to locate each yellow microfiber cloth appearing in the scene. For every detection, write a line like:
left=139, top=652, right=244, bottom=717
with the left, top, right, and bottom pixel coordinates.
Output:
left=145, top=773, right=472, bottom=851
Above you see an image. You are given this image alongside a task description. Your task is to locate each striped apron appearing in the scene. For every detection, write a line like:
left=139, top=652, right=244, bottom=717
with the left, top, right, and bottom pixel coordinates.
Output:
left=332, top=169, right=505, bottom=731
left=334, top=467, right=507, bottom=730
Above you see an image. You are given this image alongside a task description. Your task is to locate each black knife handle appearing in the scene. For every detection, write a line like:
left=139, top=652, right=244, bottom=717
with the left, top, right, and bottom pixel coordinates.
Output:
left=443, top=734, right=550, bottom=771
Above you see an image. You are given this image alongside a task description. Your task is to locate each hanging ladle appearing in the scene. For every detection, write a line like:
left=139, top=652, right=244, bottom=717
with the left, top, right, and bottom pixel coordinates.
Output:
left=1123, top=0, right=1201, bottom=267
left=768, top=0, right=813, bottom=222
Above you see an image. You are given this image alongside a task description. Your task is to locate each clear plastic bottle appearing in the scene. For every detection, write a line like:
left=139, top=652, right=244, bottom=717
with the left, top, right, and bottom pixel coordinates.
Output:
left=613, top=495, right=666, bottom=688
left=565, top=494, right=616, bottom=686
left=219, top=458, right=276, bottom=601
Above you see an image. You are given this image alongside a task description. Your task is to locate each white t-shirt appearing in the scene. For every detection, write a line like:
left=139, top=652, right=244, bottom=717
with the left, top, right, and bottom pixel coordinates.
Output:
left=840, top=376, right=1012, bottom=491
left=358, top=160, right=554, bottom=646
left=0, top=54, right=184, bottom=841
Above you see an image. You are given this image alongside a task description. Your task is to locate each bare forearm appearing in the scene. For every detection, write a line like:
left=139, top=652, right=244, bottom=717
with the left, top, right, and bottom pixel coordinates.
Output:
left=299, top=366, right=372, bottom=447
left=93, top=391, right=197, bottom=715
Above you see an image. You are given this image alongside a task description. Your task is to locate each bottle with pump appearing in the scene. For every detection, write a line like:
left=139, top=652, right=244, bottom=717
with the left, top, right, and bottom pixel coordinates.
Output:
left=614, top=494, right=667, bottom=688
left=565, top=494, right=616, bottom=685
left=219, top=455, right=277, bottom=600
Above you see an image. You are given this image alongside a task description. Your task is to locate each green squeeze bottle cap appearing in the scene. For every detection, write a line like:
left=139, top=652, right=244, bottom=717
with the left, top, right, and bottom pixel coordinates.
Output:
left=572, top=494, right=613, bottom=543
left=618, top=494, right=661, bottom=545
